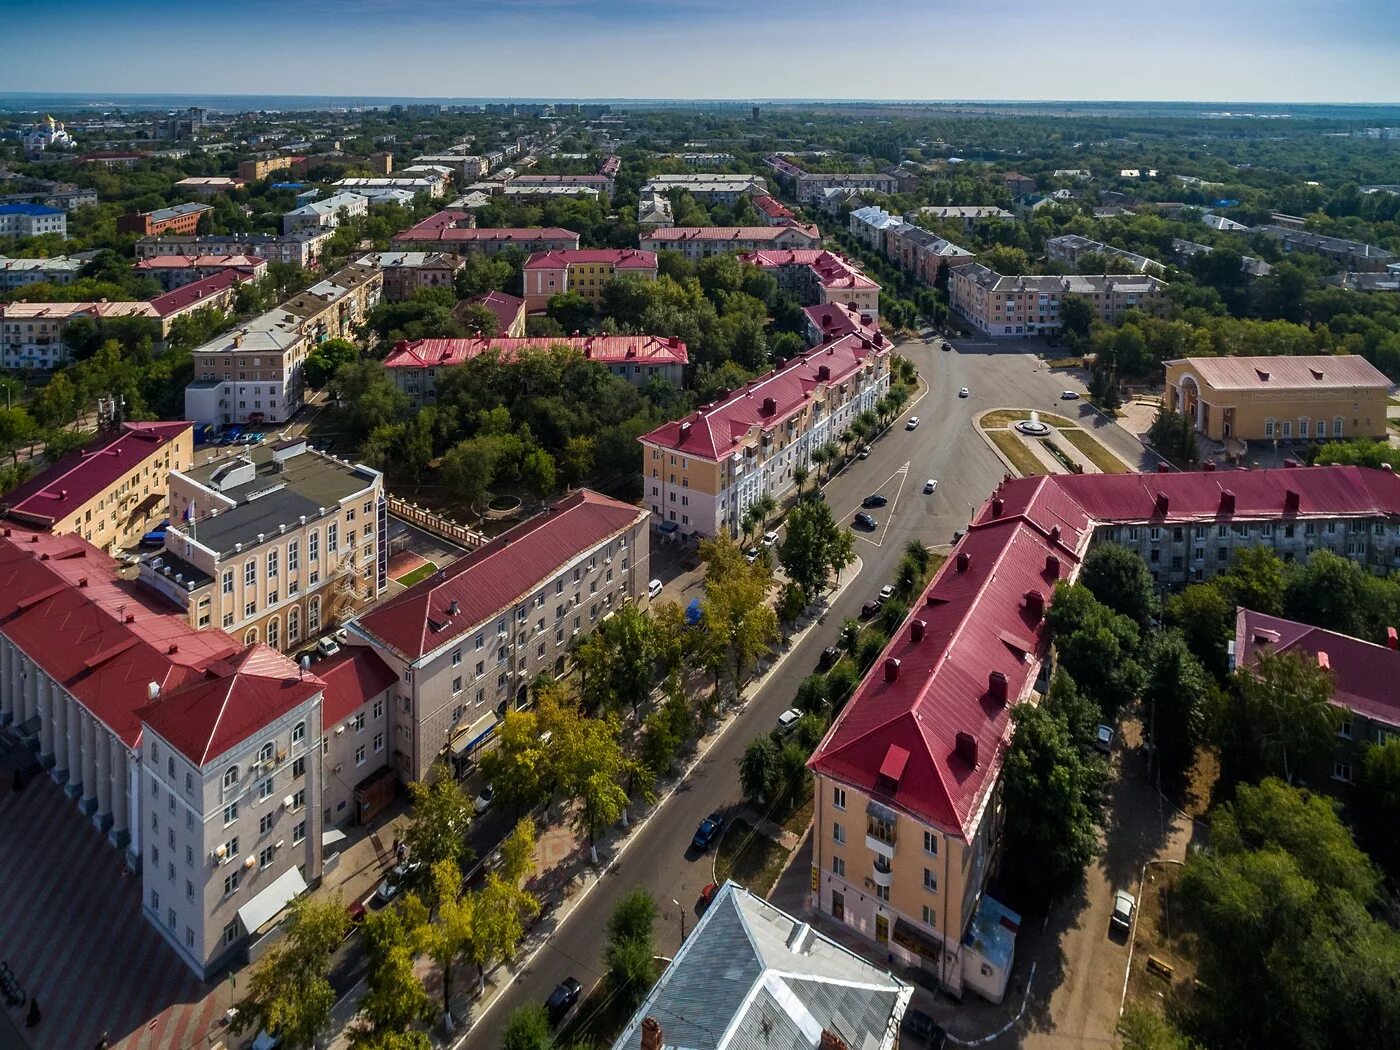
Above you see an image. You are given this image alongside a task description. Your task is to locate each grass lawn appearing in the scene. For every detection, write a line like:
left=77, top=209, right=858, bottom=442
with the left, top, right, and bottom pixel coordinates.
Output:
left=1060, top=429, right=1131, bottom=473
left=1045, top=356, right=1084, bottom=369
left=988, top=430, right=1050, bottom=476
left=979, top=408, right=1080, bottom=430
left=560, top=961, right=667, bottom=1047
left=1125, top=863, right=1205, bottom=1029
left=714, top=819, right=792, bottom=895
left=395, top=560, right=438, bottom=587
left=780, top=790, right=815, bottom=837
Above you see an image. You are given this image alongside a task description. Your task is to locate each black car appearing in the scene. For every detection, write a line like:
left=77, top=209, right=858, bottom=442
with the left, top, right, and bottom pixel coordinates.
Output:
left=546, top=977, right=582, bottom=1025
left=901, top=1008, right=948, bottom=1048
left=854, top=512, right=878, bottom=530
left=860, top=599, right=881, bottom=619
left=862, top=494, right=888, bottom=508
left=818, top=645, right=842, bottom=671
left=692, top=812, right=725, bottom=851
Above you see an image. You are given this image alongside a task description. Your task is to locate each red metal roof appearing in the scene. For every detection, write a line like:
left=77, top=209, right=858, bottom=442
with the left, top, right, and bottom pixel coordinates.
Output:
left=355, top=489, right=647, bottom=661
left=148, top=270, right=248, bottom=317
left=1235, top=609, right=1400, bottom=727
left=511, top=174, right=612, bottom=185
left=740, top=249, right=880, bottom=291
left=522, top=248, right=657, bottom=270
left=2, top=421, right=191, bottom=528
left=463, top=290, right=525, bottom=332
left=392, top=211, right=579, bottom=247
left=139, top=645, right=324, bottom=766
left=641, top=225, right=819, bottom=243
left=383, top=334, right=687, bottom=370
left=1170, top=354, right=1390, bottom=392
left=803, top=303, right=876, bottom=341
left=134, top=255, right=266, bottom=270
left=300, top=645, right=396, bottom=728
left=0, top=529, right=241, bottom=747
left=639, top=332, right=892, bottom=460
left=752, top=194, right=796, bottom=219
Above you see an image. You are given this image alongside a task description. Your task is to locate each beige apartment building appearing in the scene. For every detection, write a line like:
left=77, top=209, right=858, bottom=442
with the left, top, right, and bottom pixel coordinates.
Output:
left=348, top=489, right=650, bottom=781
left=950, top=263, right=1167, bottom=338
left=134, top=230, right=333, bottom=269
left=140, top=439, right=387, bottom=653
left=0, top=301, right=160, bottom=370
left=638, top=331, right=892, bottom=541
left=356, top=251, right=464, bottom=302
left=639, top=224, right=820, bottom=262
left=1164, top=355, right=1391, bottom=443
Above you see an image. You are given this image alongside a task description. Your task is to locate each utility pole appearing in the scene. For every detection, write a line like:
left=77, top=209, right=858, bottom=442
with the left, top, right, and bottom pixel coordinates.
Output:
left=671, top=899, right=685, bottom=944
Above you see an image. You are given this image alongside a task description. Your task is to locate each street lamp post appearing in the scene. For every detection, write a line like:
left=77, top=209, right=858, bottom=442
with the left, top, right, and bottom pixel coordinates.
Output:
left=671, top=899, right=686, bottom=944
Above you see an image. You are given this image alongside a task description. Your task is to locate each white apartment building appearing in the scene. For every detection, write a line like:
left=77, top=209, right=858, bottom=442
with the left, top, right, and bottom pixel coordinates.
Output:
left=282, top=192, right=370, bottom=234
left=0, top=203, right=68, bottom=240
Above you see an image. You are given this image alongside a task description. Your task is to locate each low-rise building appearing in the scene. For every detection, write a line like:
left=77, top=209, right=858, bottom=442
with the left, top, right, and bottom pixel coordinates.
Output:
left=1323, top=271, right=1400, bottom=293
left=355, top=252, right=463, bottom=302
left=149, top=270, right=250, bottom=335
left=1164, top=355, right=1391, bottom=444
left=333, top=176, right=445, bottom=199
left=282, top=192, right=369, bottom=235
left=501, top=184, right=600, bottom=202
left=917, top=205, right=1015, bottom=230
left=639, top=174, right=767, bottom=206
left=79, top=151, right=149, bottom=170
left=0, top=203, right=68, bottom=240
left=636, top=190, right=674, bottom=230
left=348, top=488, right=650, bottom=780
left=454, top=290, right=526, bottom=337
left=522, top=248, right=658, bottom=311
left=739, top=249, right=881, bottom=327
left=135, top=254, right=268, bottom=291
left=1045, top=234, right=1163, bottom=274
left=1170, top=238, right=1273, bottom=278
left=134, top=230, right=332, bottom=269
left=0, top=186, right=99, bottom=212
left=411, top=155, right=488, bottom=179
left=117, top=203, right=213, bottom=238
left=1253, top=225, right=1396, bottom=272
left=383, top=334, right=686, bottom=402
left=0, top=420, right=192, bottom=551
left=0, top=301, right=160, bottom=370
left=751, top=194, right=797, bottom=225
left=949, top=264, right=1167, bottom=338
left=508, top=172, right=614, bottom=196
left=316, top=646, right=399, bottom=828
left=140, top=438, right=387, bottom=653
left=640, top=224, right=820, bottom=262
left=1001, top=171, right=1037, bottom=195
left=639, top=331, right=893, bottom=541
left=848, top=205, right=904, bottom=250
left=174, top=177, right=246, bottom=199
left=795, top=172, right=898, bottom=202
left=392, top=211, right=579, bottom=256
left=238, top=154, right=305, bottom=182
left=885, top=222, right=975, bottom=285
left=0, top=254, right=84, bottom=290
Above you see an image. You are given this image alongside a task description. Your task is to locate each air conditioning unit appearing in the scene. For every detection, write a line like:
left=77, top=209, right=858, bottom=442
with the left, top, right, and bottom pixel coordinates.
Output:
left=274, top=840, right=284, bottom=850
left=282, top=795, right=294, bottom=809
left=332, top=763, right=343, bottom=775
left=244, top=856, right=257, bottom=869
left=334, top=725, right=344, bottom=735
left=276, top=750, right=287, bottom=763
left=213, top=845, right=227, bottom=861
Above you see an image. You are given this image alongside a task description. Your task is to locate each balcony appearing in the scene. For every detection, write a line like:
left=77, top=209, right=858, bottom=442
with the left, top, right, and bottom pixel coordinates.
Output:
left=871, top=858, right=894, bottom=888
left=866, top=820, right=896, bottom=858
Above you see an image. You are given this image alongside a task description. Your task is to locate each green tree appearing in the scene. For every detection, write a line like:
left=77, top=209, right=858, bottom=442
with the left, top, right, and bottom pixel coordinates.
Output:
left=0, top=406, right=37, bottom=465
left=1080, top=542, right=1157, bottom=628
left=699, top=537, right=778, bottom=702
left=740, top=736, right=781, bottom=804
left=353, top=907, right=433, bottom=1046
left=605, top=889, right=657, bottom=1010
left=501, top=1005, right=555, bottom=1050
left=416, top=860, right=474, bottom=1030
left=1117, top=1004, right=1202, bottom=1050
left=465, top=873, right=541, bottom=993
left=1162, top=582, right=1233, bottom=679
left=1357, top=738, right=1400, bottom=876
left=1143, top=630, right=1210, bottom=788
left=304, top=338, right=360, bottom=388
left=1226, top=649, right=1341, bottom=785
left=1217, top=546, right=1285, bottom=617
left=1059, top=294, right=1096, bottom=340
left=1045, top=583, right=1144, bottom=719
left=1283, top=549, right=1372, bottom=640
left=597, top=603, right=657, bottom=719
left=402, top=761, right=473, bottom=869
left=779, top=497, right=854, bottom=602
left=520, top=447, right=557, bottom=505
left=231, top=896, right=351, bottom=1049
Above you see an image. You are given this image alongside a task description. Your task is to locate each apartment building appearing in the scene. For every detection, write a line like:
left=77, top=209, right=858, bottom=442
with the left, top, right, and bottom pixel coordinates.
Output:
left=916, top=205, right=1015, bottom=231
left=640, top=224, right=820, bottom=263
left=355, top=251, right=464, bottom=302
left=794, top=172, right=898, bottom=202
left=148, top=270, right=250, bottom=335
left=79, top=152, right=150, bottom=170
left=752, top=194, right=797, bottom=225
left=1234, top=609, right=1400, bottom=792
left=117, top=203, right=213, bottom=237
left=1164, top=355, right=1390, bottom=443
left=134, top=230, right=333, bottom=269
left=0, top=186, right=99, bottom=212
left=135, top=254, right=268, bottom=291
left=848, top=206, right=904, bottom=250
left=333, top=176, right=446, bottom=199
left=885, top=223, right=975, bottom=286
left=807, top=464, right=1400, bottom=1002
left=521, top=248, right=658, bottom=311
left=501, top=185, right=600, bottom=203
left=411, top=155, right=488, bottom=179
left=455, top=290, right=526, bottom=337
left=739, top=249, right=881, bottom=327
left=184, top=261, right=382, bottom=426
left=316, top=646, right=399, bottom=829
left=174, top=177, right=247, bottom=199
left=0, top=254, right=84, bottom=290
left=639, top=174, right=768, bottom=206
left=637, top=191, right=674, bottom=231
left=1170, top=239, right=1273, bottom=278
left=282, top=192, right=369, bottom=235
left=508, top=173, right=615, bottom=196
left=238, top=154, right=305, bottom=182
left=383, top=334, right=688, bottom=403
left=0, top=202, right=68, bottom=240
left=0, top=300, right=160, bottom=370
left=1045, top=234, right=1164, bottom=275
left=638, top=331, right=893, bottom=541
left=1001, top=171, right=1037, bottom=195
left=0, top=421, right=191, bottom=551
left=141, top=438, right=386, bottom=653
left=348, top=489, right=650, bottom=780
left=949, top=264, right=1167, bottom=338
left=802, top=302, right=876, bottom=345
left=1253, top=225, right=1396, bottom=272
left=392, top=211, right=580, bottom=256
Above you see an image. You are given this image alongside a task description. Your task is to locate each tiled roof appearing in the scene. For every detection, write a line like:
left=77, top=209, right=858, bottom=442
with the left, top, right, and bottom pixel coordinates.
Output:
left=1169, top=355, right=1390, bottom=392
left=140, top=645, right=324, bottom=766
left=461, top=290, right=525, bottom=332
left=314, top=645, right=398, bottom=727
left=1235, top=609, right=1400, bottom=728
left=751, top=194, right=795, bottom=219
left=148, top=270, right=248, bottom=317
left=1, top=421, right=190, bottom=529
left=0, top=529, right=241, bottom=747
left=522, top=248, right=657, bottom=270
left=384, top=334, right=687, bottom=369
left=135, top=255, right=265, bottom=270
left=740, top=249, right=880, bottom=291
left=393, top=211, right=578, bottom=246
left=639, top=331, right=892, bottom=460
left=641, top=225, right=819, bottom=243
left=354, top=489, right=645, bottom=661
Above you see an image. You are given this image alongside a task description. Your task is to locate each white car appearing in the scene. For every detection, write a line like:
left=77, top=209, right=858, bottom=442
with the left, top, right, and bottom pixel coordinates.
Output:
left=958, top=388, right=970, bottom=398
left=1060, top=390, right=1080, bottom=400
left=857, top=446, right=871, bottom=460
left=744, top=547, right=761, bottom=564
left=1111, top=890, right=1136, bottom=932
left=878, top=584, right=895, bottom=603
left=316, top=637, right=341, bottom=659
left=474, top=785, right=494, bottom=815
left=374, top=861, right=422, bottom=904
left=647, top=579, right=663, bottom=599
left=924, top=479, right=938, bottom=494
left=776, top=709, right=802, bottom=733
left=762, top=531, right=780, bottom=548
left=1094, top=724, right=1114, bottom=753
left=905, top=416, right=920, bottom=430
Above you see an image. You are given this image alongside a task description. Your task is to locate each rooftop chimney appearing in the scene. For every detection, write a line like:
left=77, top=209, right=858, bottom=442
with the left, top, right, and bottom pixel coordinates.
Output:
left=1024, top=590, right=1045, bottom=621
left=641, top=1018, right=663, bottom=1050
left=990, top=497, right=1004, bottom=518
left=954, top=731, right=979, bottom=769
left=1284, top=489, right=1300, bottom=512
left=988, top=670, right=1009, bottom=704
left=1203, top=460, right=1216, bottom=472
left=1155, top=491, right=1170, bottom=515
left=884, top=657, right=900, bottom=682
left=1388, top=627, right=1398, bottom=651
left=910, top=619, right=926, bottom=642
left=820, top=1032, right=849, bottom=1050
left=1045, top=554, right=1061, bottom=577
left=956, top=551, right=970, bottom=573
left=1317, top=651, right=1330, bottom=671
left=1219, top=490, right=1236, bottom=514
left=1049, top=525, right=1061, bottom=544
left=1157, top=462, right=1170, bottom=474
left=448, top=599, right=459, bottom=616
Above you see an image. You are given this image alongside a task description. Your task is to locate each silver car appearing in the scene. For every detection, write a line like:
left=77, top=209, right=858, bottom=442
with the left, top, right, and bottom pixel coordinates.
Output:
left=1111, top=890, right=1136, bottom=932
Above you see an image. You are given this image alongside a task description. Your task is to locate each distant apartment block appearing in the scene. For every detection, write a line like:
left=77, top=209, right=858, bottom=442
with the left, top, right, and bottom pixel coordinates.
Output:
left=917, top=205, right=1015, bottom=230
left=174, top=177, right=246, bottom=200
left=508, top=173, right=615, bottom=196
left=884, top=222, right=976, bottom=285
left=78, top=151, right=149, bottom=169
left=411, top=155, right=488, bottom=179
left=521, top=248, right=658, bottom=311
left=1170, top=238, right=1273, bottom=278
left=0, top=203, right=68, bottom=240
left=500, top=184, right=600, bottom=202
left=149, top=270, right=251, bottom=335
left=355, top=252, right=463, bottom=302
left=640, top=224, right=820, bottom=262
left=0, top=186, right=99, bottom=212
left=134, top=230, right=333, bottom=269
left=847, top=205, right=904, bottom=250
left=739, top=249, right=881, bottom=326
left=282, top=192, right=369, bottom=235
left=0, top=301, right=160, bottom=370
left=117, top=203, right=213, bottom=237
left=455, top=290, right=526, bottom=337
left=392, top=211, right=579, bottom=256
left=135, top=254, right=269, bottom=291
left=637, top=191, right=674, bottom=230
left=1253, top=225, right=1396, bottom=272
left=1045, top=234, right=1163, bottom=274
left=640, top=174, right=768, bottom=206
left=238, top=154, right=306, bottom=182
left=795, top=172, right=899, bottom=202
left=752, top=194, right=797, bottom=225
left=1000, top=171, right=1037, bottom=195
left=0, top=254, right=84, bottom=290
left=949, top=264, right=1167, bottom=338
left=333, top=176, right=446, bottom=199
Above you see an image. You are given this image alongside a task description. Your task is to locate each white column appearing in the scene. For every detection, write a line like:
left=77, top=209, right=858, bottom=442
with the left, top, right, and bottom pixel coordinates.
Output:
left=0, top=640, right=14, bottom=722
left=38, top=675, right=55, bottom=762
left=94, top=730, right=113, bottom=829
left=109, top=737, right=130, bottom=846
left=125, top=755, right=142, bottom=867
left=50, top=686, right=69, bottom=783
left=21, top=654, right=38, bottom=725
left=66, top=699, right=83, bottom=798
left=81, top=715, right=98, bottom=810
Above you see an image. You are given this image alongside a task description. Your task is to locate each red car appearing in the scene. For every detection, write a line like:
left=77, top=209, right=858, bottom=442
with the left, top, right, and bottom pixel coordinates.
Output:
left=699, top=882, right=719, bottom=909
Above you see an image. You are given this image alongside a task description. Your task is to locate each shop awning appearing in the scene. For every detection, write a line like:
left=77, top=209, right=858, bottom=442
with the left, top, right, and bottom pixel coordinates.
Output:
left=449, top=711, right=498, bottom=757
left=237, top=866, right=308, bottom=935
left=321, top=828, right=347, bottom=848
left=893, top=917, right=945, bottom=960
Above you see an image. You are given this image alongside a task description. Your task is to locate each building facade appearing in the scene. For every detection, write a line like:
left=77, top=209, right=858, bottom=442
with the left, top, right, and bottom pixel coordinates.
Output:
left=0, top=203, right=68, bottom=240
left=739, top=249, right=881, bottom=326
left=356, top=252, right=464, bottom=302
left=1253, top=225, right=1396, bottom=272
left=521, top=248, right=658, bottom=311
left=950, top=264, right=1168, bottom=338
left=392, top=212, right=579, bottom=256
left=795, top=172, right=898, bottom=202
left=0, top=301, right=160, bottom=370
left=117, top=203, right=213, bottom=237
left=638, top=331, right=893, bottom=541
left=134, top=231, right=333, bottom=269
left=135, top=254, right=268, bottom=291
left=0, top=255, right=84, bottom=290
left=640, top=225, right=820, bottom=262
left=639, top=174, right=768, bottom=206
left=282, top=192, right=369, bottom=235
left=1045, top=234, right=1163, bottom=274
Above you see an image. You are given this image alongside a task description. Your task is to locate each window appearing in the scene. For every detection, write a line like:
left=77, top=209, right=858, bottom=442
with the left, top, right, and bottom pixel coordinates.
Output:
left=452, top=676, right=463, bottom=694
left=832, top=856, right=845, bottom=878
left=267, top=549, right=278, bottom=578
left=355, top=745, right=366, bottom=766
left=923, top=831, right=938, bottom=856
left=832, top=786, right=846, bottom=810
left=372, top=698, right=383, bottom=720
left=309, top=530, right=319, bottom=561
left=922, top=905, right=936, bottom=927
left=1333, top=761, right=1353, bottom=783
left=222, top=569, right=234, bottom=594
left=293, top=820, right=306, bottom=845
left=267, top=616, right=280, bottom=649
left=308, top=597, right=320, bottom=633
left=259, top=846, right=275, bottom=867
left=224, top=871, right=241, bottom=895
left=244, top=559, right=256, bottom=586
left=223, top=920, right=240, bottom=946
left=923, top=868, right=938, bottom=892
left=223, top=766, right=238, bottom=789
left=373, top=731, right=383, bottom=752
left=259, top=812, right=275, bottom=835
left=832, top=822, right=845, bottom=845
left=327, top=523, right=338, bottom=554
left=292, top=721, right=305, bottom=744
left=292, top=788, right=305, bottom=809
left=287, top=540, right=298, bottom=572
left=1338, top=716, right=1353, bottom=740
left=258, top=742, right=274, bottom=764
left=452, top=649, right=462, bottom=667
left=223, top=801, right=238, bottom=825
left=258, top=778, right=274, bottom=801
left=875, top=883, right=890, bottom=903
left=292, top=755, right=305, bottom=778
left=288, top=607, right=300, bottom=644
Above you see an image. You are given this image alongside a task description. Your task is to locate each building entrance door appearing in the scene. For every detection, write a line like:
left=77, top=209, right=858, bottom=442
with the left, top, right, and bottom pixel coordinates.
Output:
left=875, top=913, right=889, bottom=945
left=831, top=891, right=845, bottom=921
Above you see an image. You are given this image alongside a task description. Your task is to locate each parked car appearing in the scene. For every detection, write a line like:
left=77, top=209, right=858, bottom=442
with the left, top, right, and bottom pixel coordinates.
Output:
left=901, top=1008, right=948, bottom=1048
left=862, top=493, right=888, bottom=508
left=905, top=416, right=920, bottom=430
left=958, top=387, right=970, bottom=398
left=316, top=637, right=341, bottom=659
left=762, top=530, right=780, bottom=547
left=853, top=512, right=878, bottom=530
left=345, top=900, right=367, bottom=933
left=941, top=342, right=952, bottom=352
left=692, top=812, right=725, bottom=850
left=699, top=881, right=719, bottom=909
left=1111, top=890, right=1136, bottom=932
left=776, top=709, right=802, bottom=733
left=139, top=520, right=170, bottom=549
left=924, top=479, right=938, bottom=494
left=546, top=977, right=582, bottom=1025
left=857, top=446, right=871, bottom=459
left=878, top=584, right=895, bottom=603
left=1060, top=390, right=1080, bottom=400
left=818, top=645, right=842, bottom=671
left=374, top=861, right=422, bottom=904
left=474, top=785, right=494, bottom=815
left=1094, top=724, right=1114, bottom=753
left=647, top=578, right=663, bottom=599
left=860, top=599, right=881, bottom=619
left=744, top=547, right=761, bottom=564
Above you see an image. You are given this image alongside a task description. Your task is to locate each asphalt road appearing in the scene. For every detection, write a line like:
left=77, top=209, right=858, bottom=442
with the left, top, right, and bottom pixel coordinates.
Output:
left=459, top=339, right=1131, bottom=1047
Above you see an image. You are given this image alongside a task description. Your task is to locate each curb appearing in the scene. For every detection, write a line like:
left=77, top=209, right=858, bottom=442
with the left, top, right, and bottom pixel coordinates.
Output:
left=1118, top=858, right=1185, bottom=1021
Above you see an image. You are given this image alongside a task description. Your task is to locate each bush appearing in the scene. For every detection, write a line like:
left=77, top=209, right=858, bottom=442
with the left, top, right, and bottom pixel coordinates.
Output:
left=856, top=631, right=887, bottom=671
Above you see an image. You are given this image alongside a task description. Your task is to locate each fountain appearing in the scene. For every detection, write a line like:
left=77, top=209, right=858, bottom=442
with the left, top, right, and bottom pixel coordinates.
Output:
left=1014, top=410, right=1051, bottom=436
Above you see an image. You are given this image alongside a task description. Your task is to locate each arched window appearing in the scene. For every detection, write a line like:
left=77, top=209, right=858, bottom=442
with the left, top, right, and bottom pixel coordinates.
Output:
left=1333, top=416, right=1344, bottom=438
left=292, top=721, right=305, bottom=744
left=288, top=607, right=300, bottom=644
left=244, top=627, right=258, bottom=646
left=308, top=597, right=321, bottom=634
left=267, top=616, right=280, bottom=651
left=223, top=765, right=238, bottom=789
left=258, top=742, right=274, bottom=764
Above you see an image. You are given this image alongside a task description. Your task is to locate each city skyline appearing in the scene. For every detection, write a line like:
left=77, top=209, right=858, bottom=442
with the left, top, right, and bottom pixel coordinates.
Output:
left=3, top=0, right=1400, bottom=103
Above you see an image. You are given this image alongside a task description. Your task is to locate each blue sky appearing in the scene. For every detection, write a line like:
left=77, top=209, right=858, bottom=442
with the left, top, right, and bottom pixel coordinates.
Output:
left=3, top=0, right=1399, bottom=102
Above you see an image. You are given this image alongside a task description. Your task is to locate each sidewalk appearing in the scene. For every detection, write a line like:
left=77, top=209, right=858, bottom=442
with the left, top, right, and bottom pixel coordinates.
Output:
left=321, top=557, right=866, bottom=1049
